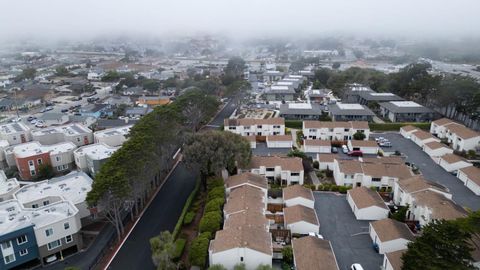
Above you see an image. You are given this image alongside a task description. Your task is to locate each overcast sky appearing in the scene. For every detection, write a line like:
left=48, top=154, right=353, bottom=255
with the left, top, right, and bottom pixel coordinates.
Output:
left=1, top=0, right=479, bottom=42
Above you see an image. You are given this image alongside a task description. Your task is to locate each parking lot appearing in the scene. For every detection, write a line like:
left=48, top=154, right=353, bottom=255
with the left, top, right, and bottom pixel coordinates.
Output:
left=372, top=132, right=480, bottom=211
left=313, top=192, right=383, bottom=270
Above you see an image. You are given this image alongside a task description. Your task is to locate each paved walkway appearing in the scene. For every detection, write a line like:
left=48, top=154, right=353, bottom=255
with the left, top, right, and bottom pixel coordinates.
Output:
left=309, top=171, right=321, bottom=188
left=291, top=129, right=300, bottom=149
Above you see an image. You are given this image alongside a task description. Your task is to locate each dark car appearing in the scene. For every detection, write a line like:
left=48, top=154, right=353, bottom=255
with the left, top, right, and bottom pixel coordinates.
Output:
left=27, top=116, right=36, bottom=121
left=348, top=150, right=363, bottom=157
left=61, top=109, right=69, bottom=113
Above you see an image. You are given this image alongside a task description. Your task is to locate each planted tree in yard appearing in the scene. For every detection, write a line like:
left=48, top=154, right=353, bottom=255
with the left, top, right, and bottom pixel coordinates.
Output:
left=402, top=220, right=475, bottom=270
left=189, top=232, right=211, bottom=268
left=150, top=231, right=177, bottom=270
left=173, top=89, right=220, bottom=132
left=282, top=246, right=293, bottom=265
left=353, top=131, right=366, bottom=140
left=38, top=164, right=54, bottom=179
left=183, top=131, right=251, bottom=189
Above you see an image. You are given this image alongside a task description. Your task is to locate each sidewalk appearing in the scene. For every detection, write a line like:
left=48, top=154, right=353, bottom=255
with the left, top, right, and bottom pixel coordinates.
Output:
left=309, top=171, right=321, bottom=189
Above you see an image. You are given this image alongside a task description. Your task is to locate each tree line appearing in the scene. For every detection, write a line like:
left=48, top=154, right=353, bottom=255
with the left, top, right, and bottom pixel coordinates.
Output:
left=312, top=63, right=480, bottom=123
left=86, top=88, right=221, bottom=241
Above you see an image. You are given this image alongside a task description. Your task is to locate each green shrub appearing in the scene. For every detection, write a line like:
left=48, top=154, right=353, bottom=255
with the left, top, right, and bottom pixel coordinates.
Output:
left=313, top=160, right=319, bottom=169
left=330, top=185, right=339, bottom=192
left=199, top=211, right=223, bottom=234
left=204, top=198, right=224, bottom=213
left=369, top=122, right=430, bottom=131
left=285, top=120, right=303, bottom=129
left=207, top=186, right=225, bottom=202
left=208, top=265, right=227, bottom=270
left=338, top=186, right=350, bottom=194
left=282, top=246, right=293, bottom=264
left=183, top=211, right=195, bottom=225
left=173, top=179, right=200, bottom=238
left=207, top=177, right=224, bottom=190
left=172, top=238, right=187, bottom=260
left=189, top=232, right=211, bottom=268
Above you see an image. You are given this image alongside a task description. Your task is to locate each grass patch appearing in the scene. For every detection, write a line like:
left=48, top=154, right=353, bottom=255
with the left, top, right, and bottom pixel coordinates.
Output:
left=369, top=122, right=431, bottom=131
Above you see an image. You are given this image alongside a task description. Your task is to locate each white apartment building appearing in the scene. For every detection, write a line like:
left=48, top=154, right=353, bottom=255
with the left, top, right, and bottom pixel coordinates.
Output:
left=303, top=139, right=331, bottom=153
left=31, top=124, right=93, bottom=147
left=407, top=190, right=467, bottom=227
left=347, top=187, right=389, bottom=220
left=93, top=125, right=132, bottom=147
left=0, top=122, right=31, bottom=146
left=333, top=158, right=412, bottom=188
left=436, top=153, right=472, bottom=173
left=224, top=118, right=285, bottom=137
left=283, top=185, right=315, bottom=208
left=246, top=156, right=304, bottom=185
left=422, top=141, right=453, bottom=160
left=410, top=130, right=440, bottom=148
left=13, top=171, right=93, bottom=220
left=0, top=199, right=82, bottom=265
left=74, top=143, right=119, bottom=176
left=369, top=218, right=414, bottom=254
left=456, top=166, right=480, bottom=196
left=430, top=118, right=480, bottom=152
left=347, top=140, right=379, bottom=154
left=0, top=140, right=10, bottom=161
left=393, top=175, right=452, bottom=207
left=284, top=204, right=320, bottom=235
left=303, top=121, right=370, bottom=141
left=0, top=170, right=20, bottom=202
left=266, top=135, right=292, bottom=148
left=399, top=125, right=418, bottom=138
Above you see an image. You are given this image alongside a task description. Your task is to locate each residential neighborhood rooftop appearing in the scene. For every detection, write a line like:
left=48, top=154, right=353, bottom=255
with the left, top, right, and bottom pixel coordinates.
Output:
left=385, top=250, right=406, bottom=270
left=348, top=186, right=388, bottom=210
left=283, top=184, right=314, bottom=201
left=31, top=123, right=91, bottom=136
left=371, top=218, right=415, bottom=242
left=284, top=204, right=319, bottom=226
left=6, top=141, right=77, bottom=158
left=73, top=142, right=119, bottom=160
left=210, top=226, right=272, bottom=255
left=94, top=125, right=132, bottom=139
left=413, top=190, right=468, bottom=221
left=0, top=171, right=19, bottom=196
left=225, top=172, right=268, bottom=190
left=397, top=175, right=449, bottom=194
left=14, top=171, right=93, bottom=205
left=303, top=121, right=369, bottom=129
left=224, top=117, right=285, bottom=126
left=292, top=236, right=339, bottom=270
left=0, top=122, right=29, bottom=135
left=249, top=155, right=304, bottom=171
left=379, top=101, right=434, bottom=113
left=458, top=166, right=480, bottom=186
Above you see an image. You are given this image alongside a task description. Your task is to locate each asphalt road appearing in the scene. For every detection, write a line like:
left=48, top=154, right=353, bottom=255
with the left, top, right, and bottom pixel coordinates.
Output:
left=313, top=192, right=383, bottom=270
left=373, top=132, right=480, bottom=211
left=206, top=95, right=241, bottom=128
left=107, top=162, right=197, bottom=270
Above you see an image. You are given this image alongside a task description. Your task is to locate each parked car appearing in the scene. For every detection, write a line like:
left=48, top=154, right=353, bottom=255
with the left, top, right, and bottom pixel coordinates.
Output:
left=61, top=108, right=69, bottom=113
left=35, top=121, right=45, bottom=128
left=30, top=119, right=38, bottom=124
left=40, top=106, right=53, bottom=113
left=348, top=150, right=363, bottom=157
left=379, top=141, right=392, bottom=147
left=342, top=145, right=349, bottom=154
left=308, top=232, right=324, bottom=239
left=351, top=263, right=364, bottom=270
left=331, top=147, right=338, bottom=153
left=27, top=116, right=36, bottom=121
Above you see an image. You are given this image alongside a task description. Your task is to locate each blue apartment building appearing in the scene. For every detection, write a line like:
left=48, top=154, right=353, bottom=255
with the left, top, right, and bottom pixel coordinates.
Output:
left=0, top=225, right=39, bottom=269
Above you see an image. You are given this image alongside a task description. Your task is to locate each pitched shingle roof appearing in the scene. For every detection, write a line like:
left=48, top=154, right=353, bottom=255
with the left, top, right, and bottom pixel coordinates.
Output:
left=432, top=118, right=455, bottom=126
left=210, top=226, right=272, bottom=255
left=224, top=117, right=285, bottom=126
left=249, top=156, right=304, bottom=171
left=370, top=218, right=415, bottom=242
left=304, top=139, right=331, bottom=146
left=440, top=153, right=470, bottom=164
left=284, top=205, right=319, bottom=226
left=413, top=190, right=467, bottom=221
left=397, top=175, right=449, bottom=194
left=424, top=141, right=450, bottom=150
left=292, top=237, right=339, bottom=270
left=459, top=166, right=480, bottom=186
left=348, top=187, right=388, bottom=210
left=283, top=185, right=314, bottom=201
left=225, top=172, right=267, bottom=190
left=350, top=140, right=378, bottom=148
left=385, top=249, right=406, bottom=270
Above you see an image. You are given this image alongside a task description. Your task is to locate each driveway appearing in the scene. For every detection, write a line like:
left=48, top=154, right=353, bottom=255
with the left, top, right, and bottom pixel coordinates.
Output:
left=373, top=132, right=480, bottom=211
left=252, top=143, right=292, bottom=156
left=314, top=192, right=383, bottom=270
left=107, top=162, right=197, bottom=270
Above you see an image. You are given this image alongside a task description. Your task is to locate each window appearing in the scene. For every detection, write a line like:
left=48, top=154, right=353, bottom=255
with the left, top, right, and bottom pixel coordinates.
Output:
left=19, top=249, right=28, bottom=256
left=30, top=170, right=36, bottom=176
left=31, top=204, right=38, bottom=208
left=57, top=164, right=68, bottom=171
left=47, top=240, right=61, bottom=250
left=45, top=228, right=53, bottom=237
left=12, top=136, right=17, bottom=141
left=228, top=127, right=236, bottom=130
left=291, top=172, right=300, bottom=176
left=266, top=168, right=275, bottom=172
left=43, top=200, right=49, bottom=206
left=37, top=159, right=42, bottom=165
left=309, top=129, right=316, bottom=132
left=4, top=254, right=15, bottom=264
left=17, top=235, right=27, bottom=245
left=372, top=178, right=381, bottom=182
left=257, top=125, right=262, bottom=128
left=344, top=128, right=350, bottom=132
left=55, top=156, right=61, bottom=162
left=65, top=235, right=73, bottom=243
left=1, top=241, right=11, bottom=250
left=64, top=222, right=70, bottom=230
left=28, top=160, right=34, bottom=166
left=240, top=256, right=244, bottom=262
left=77, top=137, right=81, bottom=142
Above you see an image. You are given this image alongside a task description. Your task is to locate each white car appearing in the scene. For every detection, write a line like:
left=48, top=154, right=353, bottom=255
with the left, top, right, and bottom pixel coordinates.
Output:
left=308, top=232, right=324, bottom=239
left=30, top=119, right=38, bottom=124
left=35, top=121, right=45, bottom=128
left=351, top=264, right=364, bottom=270
left=342, top=145, right=349, bottom=154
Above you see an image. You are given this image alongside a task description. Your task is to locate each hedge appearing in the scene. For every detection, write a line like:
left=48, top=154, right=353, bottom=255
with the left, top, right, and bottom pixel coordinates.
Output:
left=204, top=198, right=224, bottom=213
left=207, top=186, right=225, bottom=202
left=199, top=210, right=223, bottom=234
left=368, top=122, right=431, bottom=131
left=285, top=120, right=303, bottom=129
left=172, top=238, right=187, bottom=261
left=173, top=178, right=200, bottom=239
left=189, top=232, right=211, bottom=268
left=183, top=211, right=196, bottom=225
left=207, top=177, right=224, bottom=190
